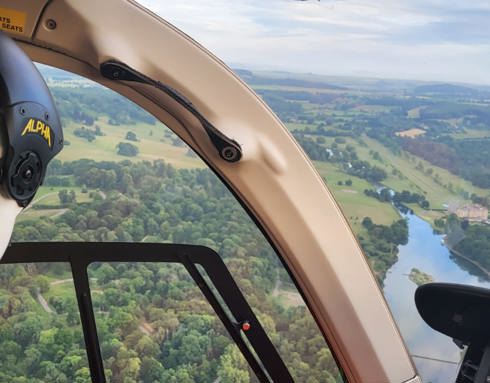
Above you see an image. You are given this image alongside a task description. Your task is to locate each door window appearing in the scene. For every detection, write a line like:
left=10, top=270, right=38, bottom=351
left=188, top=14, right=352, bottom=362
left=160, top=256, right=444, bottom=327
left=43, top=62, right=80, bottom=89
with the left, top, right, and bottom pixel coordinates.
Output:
left=12, top=66, right=343, bottom=381
left=0, top=262, right=89, bottom=382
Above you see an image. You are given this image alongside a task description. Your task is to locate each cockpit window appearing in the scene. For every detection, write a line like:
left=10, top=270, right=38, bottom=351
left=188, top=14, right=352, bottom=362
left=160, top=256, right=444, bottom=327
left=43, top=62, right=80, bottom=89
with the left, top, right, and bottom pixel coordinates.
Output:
left=89, top=262, right=245, bottom=382
left=9, top=65, right=344, bottom=383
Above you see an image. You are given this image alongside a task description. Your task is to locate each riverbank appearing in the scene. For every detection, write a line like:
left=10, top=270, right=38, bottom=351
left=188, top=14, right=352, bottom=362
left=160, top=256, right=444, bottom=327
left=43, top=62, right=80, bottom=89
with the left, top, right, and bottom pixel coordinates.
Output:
left=446, top=243, right=490, bottom=279
left=403, top=205, right=490, bottom=280
left=383, top=213, right=490, bottom=383
left=408, top=268, right=434, bottom=286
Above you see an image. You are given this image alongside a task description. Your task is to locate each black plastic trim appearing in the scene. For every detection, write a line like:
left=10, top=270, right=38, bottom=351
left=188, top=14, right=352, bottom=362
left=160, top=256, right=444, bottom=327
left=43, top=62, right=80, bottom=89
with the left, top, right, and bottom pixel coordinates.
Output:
left=100, top=61, right=242, bottom=163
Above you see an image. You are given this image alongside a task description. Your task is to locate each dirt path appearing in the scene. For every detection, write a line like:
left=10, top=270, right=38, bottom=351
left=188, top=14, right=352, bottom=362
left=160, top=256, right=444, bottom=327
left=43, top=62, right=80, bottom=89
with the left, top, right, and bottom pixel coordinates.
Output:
left=24, top=192, right=58, bottom=210
left=36, top=289, right=53, bottom=314
left=272, top=270, right=303, bottom=307
left=50, top=277, right=97, bottom=286
left=38, top=277, right=100, bottom=313
left=22, top=192, right=68, bottom=219
left=272, top=270, right=281, bottom=297
left=50, top=208, right=68, bottom=218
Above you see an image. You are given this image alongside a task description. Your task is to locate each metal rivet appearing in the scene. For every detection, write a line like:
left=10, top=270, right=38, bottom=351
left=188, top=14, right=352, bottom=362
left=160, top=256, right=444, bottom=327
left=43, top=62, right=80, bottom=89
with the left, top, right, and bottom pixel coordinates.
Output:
left=45, top=19, right=57, bottom=30
left=23, top=168, right=33, bottom=181
left=221, top=147, right=238, bottom=161
left=19, top=107, right=26, bottom=115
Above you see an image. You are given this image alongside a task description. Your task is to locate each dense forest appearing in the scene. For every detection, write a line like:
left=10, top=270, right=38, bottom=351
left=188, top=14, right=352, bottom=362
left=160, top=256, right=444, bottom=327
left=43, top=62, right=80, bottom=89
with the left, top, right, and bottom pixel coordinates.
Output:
left=443, top=214, right=490, bottom=272
left=454, top=225, right=490, bottom=270
left=358, top=218, right=409, bottom=281
left=454, top=224, right=490, bottom=271
left=9, top=159, right=342, bottom=383
left=51, top=87, right=156, bottom=127
left=364, top=189, right=430, bottom=209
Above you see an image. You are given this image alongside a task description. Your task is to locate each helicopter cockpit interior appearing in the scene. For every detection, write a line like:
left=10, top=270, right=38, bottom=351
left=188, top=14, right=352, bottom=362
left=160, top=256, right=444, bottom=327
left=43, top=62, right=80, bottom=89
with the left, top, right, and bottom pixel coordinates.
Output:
left=1, top=1, right=489, bottom=382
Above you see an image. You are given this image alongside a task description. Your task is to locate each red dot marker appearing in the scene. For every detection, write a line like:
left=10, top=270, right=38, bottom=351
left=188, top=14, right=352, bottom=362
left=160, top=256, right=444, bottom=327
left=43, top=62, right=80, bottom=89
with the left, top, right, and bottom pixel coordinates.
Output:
left=241, top=321, right=251, bottom=332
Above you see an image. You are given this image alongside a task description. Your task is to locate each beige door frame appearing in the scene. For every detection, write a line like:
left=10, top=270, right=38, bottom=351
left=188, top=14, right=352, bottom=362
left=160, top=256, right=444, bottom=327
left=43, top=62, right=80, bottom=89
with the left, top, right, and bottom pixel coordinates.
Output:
left=0, top=1, right=419, bottom=381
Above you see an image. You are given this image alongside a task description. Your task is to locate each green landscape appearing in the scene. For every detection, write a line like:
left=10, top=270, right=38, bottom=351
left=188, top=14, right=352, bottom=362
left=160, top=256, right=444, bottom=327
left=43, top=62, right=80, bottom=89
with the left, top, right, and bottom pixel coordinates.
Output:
left=2, top=66, right=490, bottom=382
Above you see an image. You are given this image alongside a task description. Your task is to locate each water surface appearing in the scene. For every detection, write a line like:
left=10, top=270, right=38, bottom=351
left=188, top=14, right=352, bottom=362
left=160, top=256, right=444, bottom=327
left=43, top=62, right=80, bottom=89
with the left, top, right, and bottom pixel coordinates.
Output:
left=383, top=213, right=490, bottom=383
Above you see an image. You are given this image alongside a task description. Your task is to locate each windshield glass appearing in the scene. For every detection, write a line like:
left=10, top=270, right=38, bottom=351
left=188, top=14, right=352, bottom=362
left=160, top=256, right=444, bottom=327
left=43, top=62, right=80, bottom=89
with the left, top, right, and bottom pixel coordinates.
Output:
left=9, top=65, right=344, bottom=383
left=136, top=1, right=490, bottom=382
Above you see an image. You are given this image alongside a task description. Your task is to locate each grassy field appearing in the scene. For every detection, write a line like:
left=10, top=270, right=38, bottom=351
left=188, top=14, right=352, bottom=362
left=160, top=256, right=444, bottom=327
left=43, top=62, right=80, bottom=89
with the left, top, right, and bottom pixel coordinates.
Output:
left=33, top=186, right=90, bottom=203
left=17, top=115, right=205, bottom=223
left=305, top=131, right=490, bottom=228
left=450, top=128, right=490, bottom=139
left=315, top=134, right=488, bottom=211
left=32, top=186, right=91, bottom=203
left=16, top=208, right=67, bottom=222
left=314, top=161, right=400, bottom=230
left=407, top=106, right=424, bottom=118
left=395, top=128, right=426, bottom=137
left=58, top=118, right=205, bottom=169
left=18, top=186, right=95, bottom=221
left=352, top=104, right=391, bottom=114
left=250, top=84, right=345, bottom=94
left=43, top=279, right=76, bottom=302
left=286, top=122, right=312, bottom=131
left=366, top=137, right=488, bottom=204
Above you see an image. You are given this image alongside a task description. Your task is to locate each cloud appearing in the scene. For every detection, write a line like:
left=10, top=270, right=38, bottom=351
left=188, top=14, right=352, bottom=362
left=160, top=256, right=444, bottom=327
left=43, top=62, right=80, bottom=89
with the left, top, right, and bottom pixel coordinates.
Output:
left=138, top=0, right=490, bottom=84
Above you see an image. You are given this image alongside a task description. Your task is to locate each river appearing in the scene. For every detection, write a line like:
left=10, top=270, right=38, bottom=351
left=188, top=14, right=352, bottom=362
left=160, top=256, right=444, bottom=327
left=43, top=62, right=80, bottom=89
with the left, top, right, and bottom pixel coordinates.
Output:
left=383, top=213, right=490, bottom=383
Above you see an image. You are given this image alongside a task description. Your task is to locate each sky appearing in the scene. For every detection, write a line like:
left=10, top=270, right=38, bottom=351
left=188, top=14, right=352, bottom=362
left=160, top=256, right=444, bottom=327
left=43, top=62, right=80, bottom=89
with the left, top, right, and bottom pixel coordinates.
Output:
left=138, top=0, right=490, bottom=85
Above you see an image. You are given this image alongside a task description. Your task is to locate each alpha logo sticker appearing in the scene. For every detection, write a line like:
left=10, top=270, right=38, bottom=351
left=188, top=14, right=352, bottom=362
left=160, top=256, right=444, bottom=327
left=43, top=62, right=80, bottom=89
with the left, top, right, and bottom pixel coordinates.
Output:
left=0, top=8, right=26, bottom=34
left=22, top=119, right=53, bottom=149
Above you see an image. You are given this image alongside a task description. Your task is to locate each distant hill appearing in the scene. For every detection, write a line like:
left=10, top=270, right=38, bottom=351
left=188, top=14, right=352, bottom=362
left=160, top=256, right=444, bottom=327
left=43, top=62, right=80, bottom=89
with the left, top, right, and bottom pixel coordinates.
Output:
left=233, top=68, right=254, bottom=78
left=232, top=68, right=346, bottom=90
left=413, top=83, right=481, bottom=96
